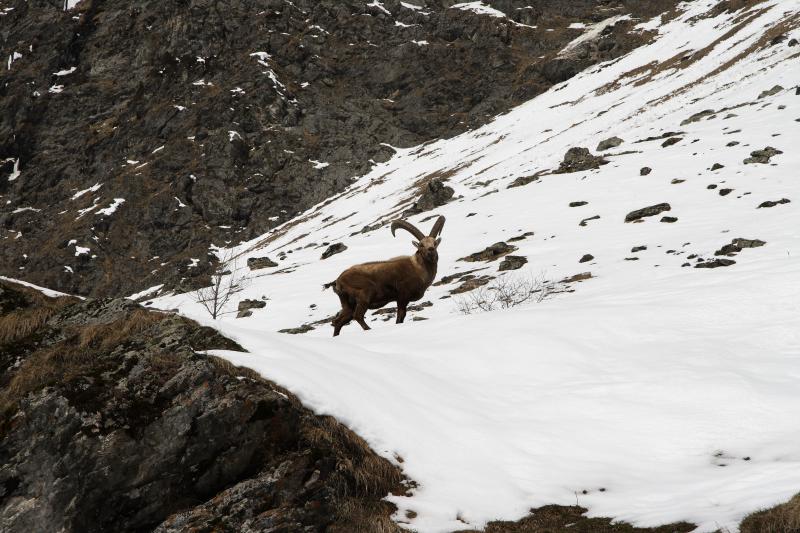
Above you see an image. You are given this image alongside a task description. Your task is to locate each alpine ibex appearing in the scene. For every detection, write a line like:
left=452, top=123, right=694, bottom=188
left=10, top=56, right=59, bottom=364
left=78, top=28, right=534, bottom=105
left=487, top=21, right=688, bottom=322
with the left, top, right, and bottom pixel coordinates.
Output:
left=329, top=216, right=445, bottom=336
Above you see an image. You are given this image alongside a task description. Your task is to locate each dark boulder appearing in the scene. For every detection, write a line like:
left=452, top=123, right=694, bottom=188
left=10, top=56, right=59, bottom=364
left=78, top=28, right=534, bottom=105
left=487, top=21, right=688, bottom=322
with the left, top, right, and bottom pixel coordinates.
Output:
left=757, top=198, right=790, bottom=208
left=247, top=256, right=278, bottom=270
left=236, top=298, right=267, bottom=318
left=625, top=203, right=671, bottom=222
left=744, top=147, right=783, bottom=164
left=408, top=179, right=455, bottom=213
left=498, top=255, right=528, bottom=271
left=695, top=258, right=736, bottom=268
left=553, top=147, right=608, bottom=174
left=321, top=243, right=348, bottom=260
left=596, top=136, right=623, bottom=151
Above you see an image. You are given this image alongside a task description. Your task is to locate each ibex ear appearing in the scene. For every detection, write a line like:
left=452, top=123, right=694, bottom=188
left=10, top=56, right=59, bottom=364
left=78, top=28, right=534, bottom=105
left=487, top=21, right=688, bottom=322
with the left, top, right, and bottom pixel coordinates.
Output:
left=435, top=237, right=441, bottom=247
left=412, top=240, right=421, bottom=248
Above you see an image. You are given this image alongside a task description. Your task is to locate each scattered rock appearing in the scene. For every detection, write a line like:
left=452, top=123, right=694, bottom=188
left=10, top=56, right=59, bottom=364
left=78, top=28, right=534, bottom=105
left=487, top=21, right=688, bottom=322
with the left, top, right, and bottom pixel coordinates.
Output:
left=460, top=242, right=518, bottom=262
left=553, top=147, right=608, bottom=174
left=631, top=245, right=647, bottom=252
left=660, top=216, right=678, bottom=223
left=625, top=203, right=671, bottom=222
left=661, top=137, right=682, bottom=147
left=236, top=299, right=267, bottom=318
left=695, top=258, right=736, bottom=269
left=408, top=178, right=455, bottom=213
left=714, top=244, right=740, bottom=256
left=719, top=188, right=733, bottom=196
left=624, top=257, right=639, bottom=261
left=726, top=141, right=740, bottom=147
left=744, top=146, right=783, bottom=164
left=561, top=272, right=592, bottom=283
left=758, top=85, right=783, bottom=99
left=279, top=324, right=315, bottom=334
left=247, top=256, right=278, bottom=270
left=711, top=163, right=724, bottom=170
left=508, top=231, right=535, bottom=242
left=707, top=184, right=718, bottom=189
left=433, top=268, right=485, bottom=286
left=596, top=136, right=624, bottom=151
left=579, top=215, right=600, bottom=227
left=640, top=167, right=652, bottom=176
left=569, top=201, right=588, bottom=207
left=450, top=275, right=494, bottom=294
left=498, top=255, right=528, bottom=271
left=321, top=243, right=347, bottom=259
left=680, top=109, right=714, bottom=125
left=757, top=198, right=791, bottom=208
left=507, top=172, right=544, bottom=189
left=789, top=38, right=798, bottom=47
left=374, top=301, right=432, bottom=318
left=712, top=237, right=766, bottom=258
left=579, top=254, right=594, bottom=263
left=671, top=178, right=685, bottom=184
left=732, top=238, right=766, bottom=249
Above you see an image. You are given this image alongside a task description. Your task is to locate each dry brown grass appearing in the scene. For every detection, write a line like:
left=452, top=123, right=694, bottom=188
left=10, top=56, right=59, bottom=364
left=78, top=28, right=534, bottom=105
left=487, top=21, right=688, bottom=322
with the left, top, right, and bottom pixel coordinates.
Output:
left=0, top=307, right=58, bottom=344
left=208, top=355, right=263, bottom=381
left=0, top=283, right=75, bottom=344
left=77, top=309, right=164, bottom=351
left=0, top=309, right=166, bottom=418
left=303, top=415, right=404, bottom=499
left=740, top=493, right=800, bottom=533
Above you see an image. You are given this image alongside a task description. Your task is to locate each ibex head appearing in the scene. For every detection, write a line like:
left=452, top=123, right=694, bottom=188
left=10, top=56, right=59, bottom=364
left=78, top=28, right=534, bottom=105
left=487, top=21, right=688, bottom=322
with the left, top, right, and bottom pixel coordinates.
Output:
left=391, top=216, right=445, bottom=263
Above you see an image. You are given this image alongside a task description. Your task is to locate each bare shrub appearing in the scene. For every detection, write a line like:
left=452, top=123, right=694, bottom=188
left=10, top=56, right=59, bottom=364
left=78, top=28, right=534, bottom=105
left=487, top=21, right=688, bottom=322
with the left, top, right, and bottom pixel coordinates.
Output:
left=454, top=271, right=554, bottom=315
left=193, top=249, right=249, bottom=319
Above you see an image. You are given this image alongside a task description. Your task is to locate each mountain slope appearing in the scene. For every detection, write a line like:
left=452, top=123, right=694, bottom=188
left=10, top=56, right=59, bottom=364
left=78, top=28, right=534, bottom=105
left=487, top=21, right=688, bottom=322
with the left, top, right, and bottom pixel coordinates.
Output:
left=0, top=0, right=674, bottom=297
left=150, top=0, right=800, bottom=531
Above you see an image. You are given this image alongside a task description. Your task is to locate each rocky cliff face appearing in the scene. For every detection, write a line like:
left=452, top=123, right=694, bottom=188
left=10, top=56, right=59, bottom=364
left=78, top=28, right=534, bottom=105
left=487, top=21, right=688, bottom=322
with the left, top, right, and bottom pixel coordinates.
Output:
left=1, top=0, right=676, bottom=298
left=0, top=280, right=404, bottom=532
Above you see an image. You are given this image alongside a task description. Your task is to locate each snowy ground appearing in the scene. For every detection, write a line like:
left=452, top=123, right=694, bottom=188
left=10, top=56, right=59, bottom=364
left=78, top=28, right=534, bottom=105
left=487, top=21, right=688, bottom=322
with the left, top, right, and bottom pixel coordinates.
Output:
left=151, top=1, right=800, bottom=531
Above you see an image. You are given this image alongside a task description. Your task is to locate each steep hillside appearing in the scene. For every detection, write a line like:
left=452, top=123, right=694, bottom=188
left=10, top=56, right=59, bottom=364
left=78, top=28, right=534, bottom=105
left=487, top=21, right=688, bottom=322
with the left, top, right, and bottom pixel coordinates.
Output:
left=0, top=279, right=405, bottom=532
left=1, top=0, right=674, bottom=297
left=149, top=0, right=800, bottom=531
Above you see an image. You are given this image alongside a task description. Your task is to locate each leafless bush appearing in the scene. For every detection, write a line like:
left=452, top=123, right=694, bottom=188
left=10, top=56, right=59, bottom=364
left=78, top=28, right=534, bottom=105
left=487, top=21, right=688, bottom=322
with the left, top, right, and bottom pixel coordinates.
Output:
left=455, top=271, right=554, bottom=315
left=193, top=249, right=249, bottom=319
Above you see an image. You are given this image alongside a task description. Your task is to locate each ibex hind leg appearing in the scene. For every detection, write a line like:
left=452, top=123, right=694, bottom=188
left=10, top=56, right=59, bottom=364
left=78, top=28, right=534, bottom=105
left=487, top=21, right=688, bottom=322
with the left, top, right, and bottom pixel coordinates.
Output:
left=354, top=301, right=371, bottom=331
left=333, top=292, right=354, bottom=337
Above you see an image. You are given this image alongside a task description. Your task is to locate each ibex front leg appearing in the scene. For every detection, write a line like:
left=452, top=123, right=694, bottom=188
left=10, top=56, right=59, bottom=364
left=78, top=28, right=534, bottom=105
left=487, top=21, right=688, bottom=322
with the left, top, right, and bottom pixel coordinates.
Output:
left=396, top=300, right=408, bottom=324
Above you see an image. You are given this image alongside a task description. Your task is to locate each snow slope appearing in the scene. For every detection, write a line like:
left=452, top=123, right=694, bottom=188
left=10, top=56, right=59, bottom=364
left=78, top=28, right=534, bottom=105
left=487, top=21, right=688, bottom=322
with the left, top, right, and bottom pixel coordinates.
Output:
left=151, top=1, right=800, bottom=531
